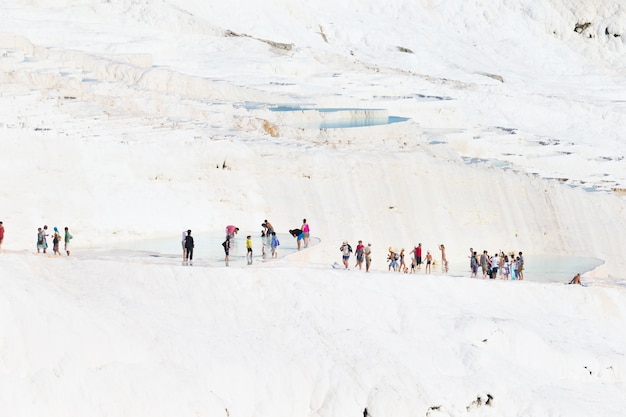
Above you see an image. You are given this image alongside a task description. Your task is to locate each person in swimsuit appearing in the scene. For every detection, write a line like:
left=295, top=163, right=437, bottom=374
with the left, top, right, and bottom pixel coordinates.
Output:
left=301, top=219, right=310, bottom=248
left=568, top=273, right=582, bottom=285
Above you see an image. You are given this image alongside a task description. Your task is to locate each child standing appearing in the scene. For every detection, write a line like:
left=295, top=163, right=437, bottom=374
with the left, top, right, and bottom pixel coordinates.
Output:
left=425, top=251, right=433, bottom=274
left=270, top=232, right=279, bottom=258
left=246, top=235, right=253, bottom=265
left=261, top=231, right=267, bottom=259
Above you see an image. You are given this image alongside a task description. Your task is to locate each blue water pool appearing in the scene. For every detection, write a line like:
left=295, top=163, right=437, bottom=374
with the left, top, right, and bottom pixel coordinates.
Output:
left=269, top=106, right=409, bottom=129
left=445, top=254, right=603, bottom=283
left=99, top=231, right=319, bottom=267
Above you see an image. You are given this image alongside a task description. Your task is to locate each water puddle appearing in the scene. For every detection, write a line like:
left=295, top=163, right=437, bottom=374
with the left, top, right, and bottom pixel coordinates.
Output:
left=445, top=254, right=603, bottom=283
left=242, top=102, right=409, bottom=128
left=95, top=231, right=320, bottom=267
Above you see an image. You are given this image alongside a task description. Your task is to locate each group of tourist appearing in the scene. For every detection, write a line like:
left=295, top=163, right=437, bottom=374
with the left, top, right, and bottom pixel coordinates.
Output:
left=180, top=218, right=307, bottom=266
left=470, top=248, right=525, bottom=280
left=35, top=224, right=73, bottom=256
left=0, top=222, right=73, bottom=256
left=339, top=240, right=373, bottom=272
left=0, top=220, right=586, bottom=286
left=379, top=243, right=454, bottom=274
left=337, top=241, right=528, bottom=281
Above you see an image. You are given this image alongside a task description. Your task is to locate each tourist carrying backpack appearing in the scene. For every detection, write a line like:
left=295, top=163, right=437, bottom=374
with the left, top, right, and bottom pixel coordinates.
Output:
left=340, top=241, right=352, bottom=269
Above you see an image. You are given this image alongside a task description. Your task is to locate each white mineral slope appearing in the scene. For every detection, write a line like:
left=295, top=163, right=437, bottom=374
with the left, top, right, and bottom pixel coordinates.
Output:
left=2, top=119, right=625, bottom=277
left=0, top=254, right=625, bottom=417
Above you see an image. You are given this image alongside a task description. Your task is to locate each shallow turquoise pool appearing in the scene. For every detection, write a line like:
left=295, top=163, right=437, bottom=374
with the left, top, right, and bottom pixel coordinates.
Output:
left=445, top=254, right=603, bottom=283
left=103, top=231, right=319, bottom=267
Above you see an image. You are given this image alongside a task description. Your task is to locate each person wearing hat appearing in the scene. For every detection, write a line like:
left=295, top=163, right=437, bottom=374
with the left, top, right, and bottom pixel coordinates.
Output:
left=52, top=227, right=62, bottom=256
left=339, top=241, right=352, bottom=269
left=388, top=247, right=398, bottom=271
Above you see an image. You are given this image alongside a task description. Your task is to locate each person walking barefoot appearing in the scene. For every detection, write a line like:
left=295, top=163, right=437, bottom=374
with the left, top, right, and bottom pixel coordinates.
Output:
left=425, top=251, right=433, bottom=274
left=52, top=227, right=62, bottom=256
left=340, top=241, right=352, bottom=269
left=64, top=227, right=73, bottom=256
left=355, top=240, right=364, bottom=270
left=439, top=244, right=449, bottom=272
left=364, top=243, right=372, bottom=272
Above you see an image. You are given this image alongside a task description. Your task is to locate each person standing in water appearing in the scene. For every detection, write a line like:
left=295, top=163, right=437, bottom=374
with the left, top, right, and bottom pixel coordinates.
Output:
left=184, top=229, right=194, bottom=266
left=262, top=220, right=275, bottom=236
left=246, top=235, right=253, bottom=265
left=301, top=218, right=310, bottom=248
left=223, top=235, right=231, bottom=266
left=270, top=232, right=279, bottom=259
left=289, top=228, right=304, bottom=250
left=261, top=231, right=267, bottom=259
left=225, top=225, right=239, bottom=239
left=181, top=230, right=188, bottom=262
